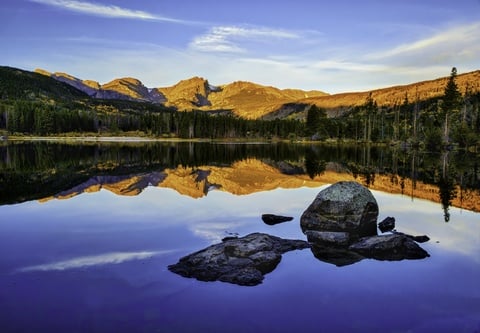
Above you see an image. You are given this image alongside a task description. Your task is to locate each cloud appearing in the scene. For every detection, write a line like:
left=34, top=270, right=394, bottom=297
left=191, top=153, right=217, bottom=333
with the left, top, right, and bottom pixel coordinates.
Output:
left=17, top=250, right=173, bottom=272
left=367, top=22, right=480, bottom=64
left=190, top=25, right=300, bottom=53
left=30, top=0, right=189, bottom=23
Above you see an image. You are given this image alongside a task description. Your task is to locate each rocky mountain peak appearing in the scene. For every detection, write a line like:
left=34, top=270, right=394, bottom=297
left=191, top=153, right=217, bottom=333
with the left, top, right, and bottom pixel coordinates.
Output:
left=157, top=76, right=211, bottom=108
left=101, top=77, right=149, bottom=99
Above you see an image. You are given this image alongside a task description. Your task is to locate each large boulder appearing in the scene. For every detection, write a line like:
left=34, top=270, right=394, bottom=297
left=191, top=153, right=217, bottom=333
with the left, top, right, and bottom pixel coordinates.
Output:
left=168, top=233, right=310, bottom=286
left=300, top=181, right=378, bottom=238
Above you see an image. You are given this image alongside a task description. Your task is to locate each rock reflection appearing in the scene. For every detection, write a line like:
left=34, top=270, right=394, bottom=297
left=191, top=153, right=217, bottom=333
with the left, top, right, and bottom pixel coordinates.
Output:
left=310, top=246, right=364, bottom=267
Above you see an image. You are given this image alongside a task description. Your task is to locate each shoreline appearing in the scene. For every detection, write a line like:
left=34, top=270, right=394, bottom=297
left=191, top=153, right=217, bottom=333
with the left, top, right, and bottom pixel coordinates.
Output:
left=6, top=136, right=199, bottom=143
left=2, top=135, right=400, bottom=147
left=4, top=135, right=280, bottom=144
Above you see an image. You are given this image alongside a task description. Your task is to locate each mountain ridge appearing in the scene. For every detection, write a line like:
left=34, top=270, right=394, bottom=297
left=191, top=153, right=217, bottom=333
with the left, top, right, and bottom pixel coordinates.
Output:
left=31, top=67, right=480, bottom=119
left=34, top=68, right=328, bottom=118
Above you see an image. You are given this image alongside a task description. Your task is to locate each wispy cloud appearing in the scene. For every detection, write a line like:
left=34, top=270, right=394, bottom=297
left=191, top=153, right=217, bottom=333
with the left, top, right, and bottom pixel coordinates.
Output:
left=190, top=25, right=300, bottom=53
left=16, top=250, right=173, bottom=272
left=368, top=22, right=480, bottom=61
left=30, top=0, right=189, bottom=23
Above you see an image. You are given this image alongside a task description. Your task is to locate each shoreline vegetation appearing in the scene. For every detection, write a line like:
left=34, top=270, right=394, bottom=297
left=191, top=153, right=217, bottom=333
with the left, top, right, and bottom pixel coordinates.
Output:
left=2, top=135, right=478, bottom=153
left=0, top=134, right=416, bottom=147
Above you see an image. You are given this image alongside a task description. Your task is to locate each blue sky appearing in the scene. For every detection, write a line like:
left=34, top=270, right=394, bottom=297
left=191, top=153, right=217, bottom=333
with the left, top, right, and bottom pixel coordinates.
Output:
left=1, top=0, right=479, bottom=93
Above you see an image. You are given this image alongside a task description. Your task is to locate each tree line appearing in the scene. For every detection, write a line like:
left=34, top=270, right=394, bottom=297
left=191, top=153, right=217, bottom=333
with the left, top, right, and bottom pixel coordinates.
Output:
left=1, top=101, right=303, bottom=139
left=305, top=67, right=480, bottom=149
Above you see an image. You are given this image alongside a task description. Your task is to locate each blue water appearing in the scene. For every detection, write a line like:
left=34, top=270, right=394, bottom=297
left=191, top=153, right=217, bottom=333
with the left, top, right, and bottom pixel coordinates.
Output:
left=0, top=186, right=479, bottom=332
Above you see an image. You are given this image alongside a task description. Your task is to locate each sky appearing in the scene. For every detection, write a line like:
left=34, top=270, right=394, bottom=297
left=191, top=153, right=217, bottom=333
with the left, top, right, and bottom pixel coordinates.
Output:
left=0, top=0, right=479, bottom=93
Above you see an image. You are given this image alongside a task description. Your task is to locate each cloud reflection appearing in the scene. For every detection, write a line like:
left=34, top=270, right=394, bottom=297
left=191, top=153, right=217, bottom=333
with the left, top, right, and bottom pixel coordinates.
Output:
left=17, top=250, right=172, bottom=273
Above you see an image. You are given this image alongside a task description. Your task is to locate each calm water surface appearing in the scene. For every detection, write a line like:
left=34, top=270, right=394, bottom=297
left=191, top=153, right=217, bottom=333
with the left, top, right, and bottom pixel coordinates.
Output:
left=0, top=142, right=479, bottom=332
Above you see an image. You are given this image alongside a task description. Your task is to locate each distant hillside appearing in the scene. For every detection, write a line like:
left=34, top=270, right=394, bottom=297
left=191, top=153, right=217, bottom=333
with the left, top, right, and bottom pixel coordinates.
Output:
left=0, top=66, right=88, bottom=101
left=299, top=70, right=480, bottom=117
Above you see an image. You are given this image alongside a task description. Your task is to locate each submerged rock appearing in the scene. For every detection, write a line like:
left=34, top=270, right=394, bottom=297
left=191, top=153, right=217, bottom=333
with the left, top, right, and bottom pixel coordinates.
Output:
left=261, top=214, right=294, bottom=225
left=390, top=231, right=430, bottom=243
left=168, top=233, right=310, bottom=286
left=310, top=245, right=365, bottom=267
left=378, top=216, right=395, bottom=233
left=349, top=234, right=430, bottom=260
left=305, top=230, right=350, bottom=247
left=300, top=181, right=378, bottom=238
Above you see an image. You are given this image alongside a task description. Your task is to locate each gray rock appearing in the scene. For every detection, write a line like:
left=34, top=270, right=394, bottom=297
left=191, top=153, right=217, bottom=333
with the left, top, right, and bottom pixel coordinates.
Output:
left=261, top=214, right=294, bottom=225
left=300, top=181, right=378, bottom=237
left=305, top=230, right=350, bottom=247
left=168, top=233, right=310, bottom=286
left=378, top=216, right=395, bottom=233
left=349, top=234, right=430, bottom=260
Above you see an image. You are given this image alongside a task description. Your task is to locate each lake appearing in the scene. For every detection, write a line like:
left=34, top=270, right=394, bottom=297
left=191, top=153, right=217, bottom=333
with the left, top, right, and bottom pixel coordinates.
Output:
left=0, top=141, right=479, bottom=332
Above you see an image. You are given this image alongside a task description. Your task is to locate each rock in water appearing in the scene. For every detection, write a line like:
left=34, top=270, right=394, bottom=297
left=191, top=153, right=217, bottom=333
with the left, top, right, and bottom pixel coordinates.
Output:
left=261, top=214, right=294, bottom=225
left=168, top=233, right=310, bottom=286
left=378, top=216, right=395, bottom=233
left=300, top=181, right=378, bottom=238
left=349, top=234, right=430, bottom=260
left=305, top=230, right=350, bottom=247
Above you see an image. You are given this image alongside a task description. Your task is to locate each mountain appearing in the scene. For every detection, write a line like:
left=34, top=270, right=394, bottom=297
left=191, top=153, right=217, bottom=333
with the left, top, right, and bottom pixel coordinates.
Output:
left=19, top=66, right=480, bottom=120
left=35, top=68, right=327, bottom=119
left=34, top=69, right=164, bottom=103
left=204, top=81, right=326, bottom=119
left=156, top=76, right=212, bottom=109
left=156, top=78, right=328, bottom=119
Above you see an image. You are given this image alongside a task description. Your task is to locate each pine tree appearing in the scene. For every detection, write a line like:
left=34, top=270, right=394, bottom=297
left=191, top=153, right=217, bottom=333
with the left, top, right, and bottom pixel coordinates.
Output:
left=442, top=67, right=462, bottom=145
left=305, top=105, right=326, bottom=138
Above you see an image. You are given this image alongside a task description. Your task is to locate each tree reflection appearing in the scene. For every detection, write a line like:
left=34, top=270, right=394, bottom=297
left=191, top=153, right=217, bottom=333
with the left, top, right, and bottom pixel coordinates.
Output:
left=304, top=147, right=326, bottom=179
left=438, top=151, right=457, bottom=222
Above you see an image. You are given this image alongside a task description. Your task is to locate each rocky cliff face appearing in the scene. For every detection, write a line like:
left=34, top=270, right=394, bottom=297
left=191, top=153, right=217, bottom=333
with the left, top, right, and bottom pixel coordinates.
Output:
left=156, top=76, right=212, bottom=109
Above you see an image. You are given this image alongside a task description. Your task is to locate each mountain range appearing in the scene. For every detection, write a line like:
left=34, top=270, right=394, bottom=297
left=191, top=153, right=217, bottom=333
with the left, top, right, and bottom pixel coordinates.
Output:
left=34, top=67, right=480, bottom=119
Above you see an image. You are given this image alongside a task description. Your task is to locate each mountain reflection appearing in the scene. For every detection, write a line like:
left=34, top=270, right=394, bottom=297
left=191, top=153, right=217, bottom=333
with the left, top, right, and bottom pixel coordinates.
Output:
left=1, top=141, right=479, bottom=214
